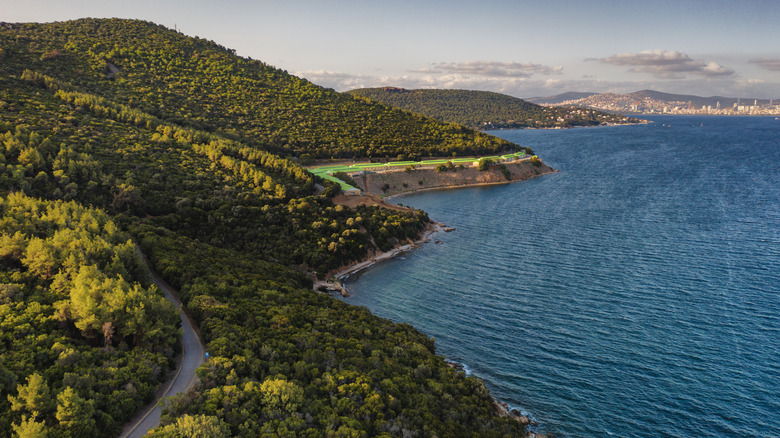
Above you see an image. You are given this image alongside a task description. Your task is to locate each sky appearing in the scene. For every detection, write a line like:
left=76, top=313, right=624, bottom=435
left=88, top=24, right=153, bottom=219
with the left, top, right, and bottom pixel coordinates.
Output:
left=3, top=0, right=779, bottom=99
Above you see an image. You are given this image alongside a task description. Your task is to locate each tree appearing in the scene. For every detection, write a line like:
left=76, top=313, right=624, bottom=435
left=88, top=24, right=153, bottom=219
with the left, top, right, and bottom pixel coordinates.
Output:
left=11, top=416, right=49, bottom=438
left=152, top=414, right=231, bottom=438
left=477, top=158, right=493, bottom=171
left=21, top=238, right=59, bottom=279
left=102, top=321, right=115, bottom=348
left=55, top=387, right=97, bottom=437
left=260, top=378, right=304, bottom=417
left=111, top=183, right=144, bottom=214
left=8, top=374, right=54, bottom=421
left=0, top=231, right=27, bottom=260
left=69, top=264, right=176, bottom=346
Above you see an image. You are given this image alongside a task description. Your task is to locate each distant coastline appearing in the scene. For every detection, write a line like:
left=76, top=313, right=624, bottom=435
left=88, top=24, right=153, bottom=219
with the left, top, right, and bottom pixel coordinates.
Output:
left=479, top=119, right=650, bottom=131
left=532, top=89, right=780, bottom=116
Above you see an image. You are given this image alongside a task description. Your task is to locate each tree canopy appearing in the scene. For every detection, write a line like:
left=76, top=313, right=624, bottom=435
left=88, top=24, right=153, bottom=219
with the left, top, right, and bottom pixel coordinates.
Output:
left=1, top=19, right=517, bottom=159
left=0, top=193, right=179, bottom=437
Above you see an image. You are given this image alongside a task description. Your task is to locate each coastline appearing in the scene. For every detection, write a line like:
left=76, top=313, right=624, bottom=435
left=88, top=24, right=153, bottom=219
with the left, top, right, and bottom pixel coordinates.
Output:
left=315, top=216, right=551, bottom=437
left=384, top=166, right=557, bottom=202
left=316, top=159, right=557, bottom=295
left=313, top=220, right=447, bottom=296
left=478, top=119, right=649, bottom=131
left=313, top=168, right=556, bottom=436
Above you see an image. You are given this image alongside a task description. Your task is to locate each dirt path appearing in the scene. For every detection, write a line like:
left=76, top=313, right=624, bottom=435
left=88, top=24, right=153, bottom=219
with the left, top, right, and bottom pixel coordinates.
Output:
left=119, top=254, right=205, bottom=438
left=331, top=193, right=412, bottom=211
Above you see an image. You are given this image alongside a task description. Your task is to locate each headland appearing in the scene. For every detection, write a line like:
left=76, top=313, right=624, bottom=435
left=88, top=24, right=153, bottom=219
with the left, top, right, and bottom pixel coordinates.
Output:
left=311, top=155, right=556, bottom=293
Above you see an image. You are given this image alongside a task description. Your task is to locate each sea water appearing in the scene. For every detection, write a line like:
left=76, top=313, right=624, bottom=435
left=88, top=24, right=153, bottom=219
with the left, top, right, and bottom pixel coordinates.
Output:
left=341, top=116, right=780, bottom=437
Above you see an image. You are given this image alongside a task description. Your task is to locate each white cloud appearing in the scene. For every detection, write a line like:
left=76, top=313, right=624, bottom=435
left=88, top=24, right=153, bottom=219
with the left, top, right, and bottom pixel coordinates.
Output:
left=600, top=50, right=734, bottom=79
left=296, top=57, right=779, bottom=99
left=297, top=68, right=630, bottom=98
left=297, top=60, right=564, bottom=94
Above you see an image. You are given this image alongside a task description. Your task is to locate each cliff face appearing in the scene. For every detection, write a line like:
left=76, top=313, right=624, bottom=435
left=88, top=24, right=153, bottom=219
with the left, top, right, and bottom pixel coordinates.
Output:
left=355, top=160, right=556, bottom=197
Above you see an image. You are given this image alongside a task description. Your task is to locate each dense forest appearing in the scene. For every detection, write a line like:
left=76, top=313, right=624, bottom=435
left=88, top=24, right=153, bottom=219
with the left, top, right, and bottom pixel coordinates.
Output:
left=0, top=19, right=528, bottom=437
left=0, top=19, right=516, bottom=160
left=347, top=87, right=639, bottom=130
left=0, top=193, right=179, bottom=437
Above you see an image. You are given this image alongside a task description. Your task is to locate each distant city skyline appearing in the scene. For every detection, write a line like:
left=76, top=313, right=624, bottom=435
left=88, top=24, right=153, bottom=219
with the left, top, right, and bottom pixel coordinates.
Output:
left=2, top=0, right=779, bottom=99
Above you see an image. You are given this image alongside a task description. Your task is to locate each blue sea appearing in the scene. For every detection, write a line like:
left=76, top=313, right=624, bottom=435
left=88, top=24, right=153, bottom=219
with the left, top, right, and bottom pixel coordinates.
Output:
left=341, top=116, right=780, bottom=437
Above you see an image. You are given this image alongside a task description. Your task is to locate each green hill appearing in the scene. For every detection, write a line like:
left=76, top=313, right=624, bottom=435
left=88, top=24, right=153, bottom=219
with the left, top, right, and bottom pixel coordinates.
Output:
left=348, top=87, right=638, bottom=129
left=0, top=19, right=527, bottom=437
left=0, top=19, right=515, bottom=160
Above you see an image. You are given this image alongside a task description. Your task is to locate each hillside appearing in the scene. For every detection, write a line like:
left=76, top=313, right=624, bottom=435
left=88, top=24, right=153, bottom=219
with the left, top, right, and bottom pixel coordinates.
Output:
left=0, top=19, right=516, bottom=160
left=0, top=19, right=528, bottom=437
left=532, top=89, right=778, bottom=115
left=348, top=87, right=637, bottom=129
left=526, top=91, right=599, bottom=105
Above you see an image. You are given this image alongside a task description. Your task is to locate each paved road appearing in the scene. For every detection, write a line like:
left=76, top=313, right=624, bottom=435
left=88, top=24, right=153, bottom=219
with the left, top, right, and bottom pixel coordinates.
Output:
left=119, top=262, right=205, bottom=438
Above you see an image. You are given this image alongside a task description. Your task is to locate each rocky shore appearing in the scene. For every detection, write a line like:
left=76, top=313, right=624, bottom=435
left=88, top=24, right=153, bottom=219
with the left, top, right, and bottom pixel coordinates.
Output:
left=355, top=157, right=557, bottom=198
left=312, top=221, right=445, bottom=297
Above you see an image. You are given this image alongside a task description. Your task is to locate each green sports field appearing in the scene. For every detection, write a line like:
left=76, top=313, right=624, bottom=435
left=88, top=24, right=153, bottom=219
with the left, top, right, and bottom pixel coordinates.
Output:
left=307, top=152, right=528, bottom=191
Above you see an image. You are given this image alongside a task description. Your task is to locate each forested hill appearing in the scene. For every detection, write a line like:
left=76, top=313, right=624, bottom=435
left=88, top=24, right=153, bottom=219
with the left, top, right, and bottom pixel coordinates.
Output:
left=0, top=19, right=515, bottom=159
left=0, top=18, right=528, bottom=437
left=348, top=87, right=638, bottom=129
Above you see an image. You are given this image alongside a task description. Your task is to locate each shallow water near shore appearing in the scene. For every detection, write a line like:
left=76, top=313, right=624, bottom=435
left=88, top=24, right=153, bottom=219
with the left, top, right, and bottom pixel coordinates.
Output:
left=341, top=115, right=780, bottom=437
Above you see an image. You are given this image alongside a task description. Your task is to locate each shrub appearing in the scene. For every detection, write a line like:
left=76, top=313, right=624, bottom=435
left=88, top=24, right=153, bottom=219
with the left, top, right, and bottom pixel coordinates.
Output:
left=333, top=172, right=358, bottom=187
left=477, top=158, right=493, bottom=171
left=499, top=164, right=511, bottom=180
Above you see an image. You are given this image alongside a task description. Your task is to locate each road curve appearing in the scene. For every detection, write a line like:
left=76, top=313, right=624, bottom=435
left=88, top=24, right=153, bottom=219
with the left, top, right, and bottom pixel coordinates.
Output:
left=119, top=256, right=205, bottom=438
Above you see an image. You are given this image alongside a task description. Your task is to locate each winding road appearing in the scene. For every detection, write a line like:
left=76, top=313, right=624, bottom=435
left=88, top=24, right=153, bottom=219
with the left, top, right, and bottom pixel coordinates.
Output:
left=119, top=258, right=205, bottom=438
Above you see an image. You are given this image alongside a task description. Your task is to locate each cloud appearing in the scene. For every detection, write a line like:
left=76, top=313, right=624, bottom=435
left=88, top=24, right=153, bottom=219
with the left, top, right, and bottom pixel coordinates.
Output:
left=599, top=50, right=734, bottom=79
left=296, top=57, right=779, bottom=100
left=297, top=67, right=627, bottom=98
left=413, top=61, right=563, bottom=78
left=297, top=60, right=564, bottom=94
left=295, top=70, right=377, bottom=90
left=749, top=57, right=780, bottom=72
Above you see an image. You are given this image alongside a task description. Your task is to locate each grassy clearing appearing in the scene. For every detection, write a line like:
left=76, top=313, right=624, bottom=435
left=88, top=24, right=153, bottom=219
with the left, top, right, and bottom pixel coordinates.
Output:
left=307, top=152, right=527, bottom=191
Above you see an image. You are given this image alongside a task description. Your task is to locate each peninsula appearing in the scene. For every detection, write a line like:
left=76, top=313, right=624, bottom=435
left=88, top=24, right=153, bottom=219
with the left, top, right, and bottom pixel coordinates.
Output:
left=309, top=151, right=555, bottom=198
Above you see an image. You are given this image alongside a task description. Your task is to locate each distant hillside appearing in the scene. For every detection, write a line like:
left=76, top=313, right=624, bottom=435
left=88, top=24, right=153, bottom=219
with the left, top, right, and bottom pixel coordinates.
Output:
left=348, top=87, right=637, bottom=130
left=628, top=90, right=770, bottom=108
left=534, top=89, right=777, bottom=114
left=526, top=91, right=599, bottom=105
